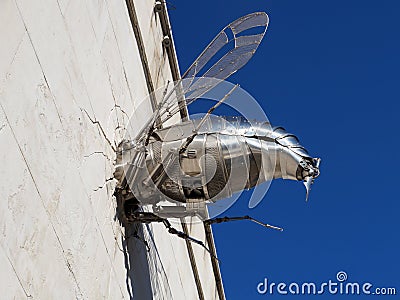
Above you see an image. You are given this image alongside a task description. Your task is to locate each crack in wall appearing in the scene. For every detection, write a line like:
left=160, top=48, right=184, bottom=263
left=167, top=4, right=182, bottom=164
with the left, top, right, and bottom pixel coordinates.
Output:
left=111, top=104, right=130, bottom=120
left=81, top=108, right=117, bottom=152
left=2, top=245, right=33, bottom=298
left=111, top=105, right=132, bottom=143
left=84, top=151, right=110, bottom=160
left=104, top=64, right=126, bottom=141
left=92, top=177, right=116, bottom=192
left=79, top=104, right=129, bottom=195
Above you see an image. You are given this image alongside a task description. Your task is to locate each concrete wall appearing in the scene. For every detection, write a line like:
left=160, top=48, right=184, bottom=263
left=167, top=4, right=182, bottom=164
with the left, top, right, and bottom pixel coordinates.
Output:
left=0, top=0, right=221, bottom=299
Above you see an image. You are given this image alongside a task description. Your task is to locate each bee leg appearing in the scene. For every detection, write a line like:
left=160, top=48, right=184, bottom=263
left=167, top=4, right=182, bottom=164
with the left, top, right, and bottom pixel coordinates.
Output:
left=204, top=215, right=283, bottom=232
left=124, top=211, right=217, bottom=260
left=161, top=219, right=217, bottom=260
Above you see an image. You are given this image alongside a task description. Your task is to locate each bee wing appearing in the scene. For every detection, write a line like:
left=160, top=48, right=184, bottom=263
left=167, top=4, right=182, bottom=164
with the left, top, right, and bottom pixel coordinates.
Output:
left=182, top=12, right=269, bottom=104
left=134, top=12, right=269, bottom=143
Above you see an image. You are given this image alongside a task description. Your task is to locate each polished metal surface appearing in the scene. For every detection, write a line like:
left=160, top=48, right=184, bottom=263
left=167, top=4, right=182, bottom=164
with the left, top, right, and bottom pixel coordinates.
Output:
left=119, top=116, right=320, bottom=210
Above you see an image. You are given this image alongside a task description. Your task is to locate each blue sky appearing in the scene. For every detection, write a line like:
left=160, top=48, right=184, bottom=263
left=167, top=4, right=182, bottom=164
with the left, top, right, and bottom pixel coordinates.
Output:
left=169, top=1, right=399, bottom=299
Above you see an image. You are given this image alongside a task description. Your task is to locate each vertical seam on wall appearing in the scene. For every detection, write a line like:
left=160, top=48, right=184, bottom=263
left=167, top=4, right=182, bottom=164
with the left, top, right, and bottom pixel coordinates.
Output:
left=125, top=0, right=157, bottom=111
left=156, top=2, right=189, bottom=121
left=204, top=223, right=226, bottom=300
left=181, top=220, right=205, bottom=300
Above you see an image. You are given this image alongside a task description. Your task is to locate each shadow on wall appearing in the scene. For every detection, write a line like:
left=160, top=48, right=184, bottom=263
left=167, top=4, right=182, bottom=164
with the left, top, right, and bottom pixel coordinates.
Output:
left=123, top=223, right=173, bottom=299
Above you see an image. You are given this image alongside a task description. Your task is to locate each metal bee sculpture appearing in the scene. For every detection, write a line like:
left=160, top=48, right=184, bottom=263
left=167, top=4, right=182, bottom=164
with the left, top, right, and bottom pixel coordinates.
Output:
left=114, top=12, right=320, bottom=253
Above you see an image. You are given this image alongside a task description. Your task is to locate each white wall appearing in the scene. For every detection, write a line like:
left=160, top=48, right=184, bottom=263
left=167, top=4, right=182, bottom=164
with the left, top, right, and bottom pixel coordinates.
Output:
left=0, top=0, right=221, bottom=299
